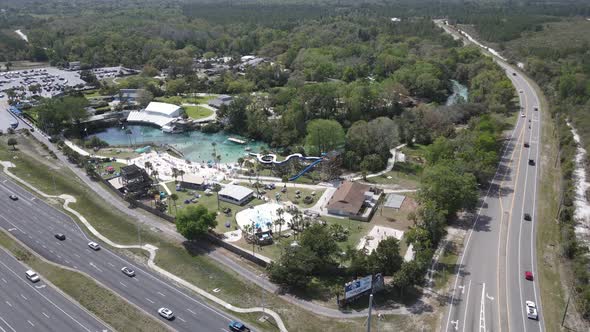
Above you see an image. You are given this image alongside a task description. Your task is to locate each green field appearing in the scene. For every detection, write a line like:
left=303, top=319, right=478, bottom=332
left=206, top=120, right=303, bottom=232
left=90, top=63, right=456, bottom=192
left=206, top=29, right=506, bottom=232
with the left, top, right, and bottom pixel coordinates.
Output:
left=154, top=95, right=216, bottom=105
left=183, top=105, right=214, bottom=119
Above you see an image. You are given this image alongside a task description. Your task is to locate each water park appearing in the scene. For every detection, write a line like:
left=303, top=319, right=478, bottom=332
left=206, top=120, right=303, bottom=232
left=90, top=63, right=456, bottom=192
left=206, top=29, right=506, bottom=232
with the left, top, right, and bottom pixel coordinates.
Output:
left=235, top=203, right=295, bottom=244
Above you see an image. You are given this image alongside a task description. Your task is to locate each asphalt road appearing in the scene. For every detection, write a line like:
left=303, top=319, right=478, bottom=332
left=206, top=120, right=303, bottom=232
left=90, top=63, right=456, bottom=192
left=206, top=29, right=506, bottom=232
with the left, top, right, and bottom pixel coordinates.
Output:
left=439, top=35, right=544, bottom=332
left=0, top=174, right=236, bottom=332
left=0, top=244, right=110, bottom=332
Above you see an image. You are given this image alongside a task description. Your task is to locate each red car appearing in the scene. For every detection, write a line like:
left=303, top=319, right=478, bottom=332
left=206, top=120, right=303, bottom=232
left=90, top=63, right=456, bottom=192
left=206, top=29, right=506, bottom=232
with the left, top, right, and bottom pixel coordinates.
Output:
left=525, top=271, right=534, bottom=281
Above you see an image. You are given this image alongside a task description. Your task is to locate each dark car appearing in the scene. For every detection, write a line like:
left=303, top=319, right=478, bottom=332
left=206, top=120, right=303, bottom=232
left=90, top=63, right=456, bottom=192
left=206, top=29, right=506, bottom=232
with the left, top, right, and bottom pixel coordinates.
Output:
left=9, top=194, right=18, bottom=201
left=229, top=321, right=250, bottom=332
left=534, top=107, right=539, bottom=111
left=512, top=72, right=517, bottom=76
left=54, top=233, right=66, bottom=241
left=524, top=213, right=532, bottom=221
left=524, top=142, right=530, bottom=148
left=528, top=159, right=535, bottom=166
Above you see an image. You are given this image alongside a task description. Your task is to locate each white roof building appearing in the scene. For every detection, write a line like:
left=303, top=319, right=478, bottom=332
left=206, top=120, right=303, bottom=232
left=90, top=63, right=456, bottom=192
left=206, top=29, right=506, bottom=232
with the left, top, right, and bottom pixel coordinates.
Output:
left=218, top=185, right=254, bottom=206
left=126, top=102, right=181, bottom=128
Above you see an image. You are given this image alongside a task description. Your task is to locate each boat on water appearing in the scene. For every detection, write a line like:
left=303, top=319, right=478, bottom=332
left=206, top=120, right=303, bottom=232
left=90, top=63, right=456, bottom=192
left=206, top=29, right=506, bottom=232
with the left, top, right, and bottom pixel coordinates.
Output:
left=228, top=137, right=246, bottom=144
left=244, top=146, right=251, bottom=151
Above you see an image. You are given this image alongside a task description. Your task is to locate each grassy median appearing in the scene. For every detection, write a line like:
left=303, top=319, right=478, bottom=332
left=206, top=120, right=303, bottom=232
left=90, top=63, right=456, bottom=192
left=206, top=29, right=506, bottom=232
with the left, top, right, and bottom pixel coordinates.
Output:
left=0, top=230, right=168, bottom=332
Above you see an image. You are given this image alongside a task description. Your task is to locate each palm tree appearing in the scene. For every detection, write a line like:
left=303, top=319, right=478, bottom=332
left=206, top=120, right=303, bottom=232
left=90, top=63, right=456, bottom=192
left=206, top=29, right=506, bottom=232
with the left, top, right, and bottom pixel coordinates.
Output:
left=211, top=142, right=218, bottom=167
left=151, top=169, right=159, bottom=182
left=170, top=193, right=179, bottom=214
left=179, top=169, right=185, bottom=181
left=144, top=161, right=152, bottom=173
left=171, top=167, right=179, bottom=182
left=274, top=207, right=285, bottom=241
left=212, top=183, right=222, bottom=210
left=237, top=157, right=245, bottom=169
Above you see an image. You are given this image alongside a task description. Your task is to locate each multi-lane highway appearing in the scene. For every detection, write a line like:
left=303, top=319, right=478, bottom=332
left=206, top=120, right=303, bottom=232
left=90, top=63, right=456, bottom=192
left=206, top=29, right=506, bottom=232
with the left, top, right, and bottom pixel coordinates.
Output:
left=0, top=173, right=237, bottom=332
left=0, top=244, right=110, bottom=332
left=440, top=27, right=544, bottom=332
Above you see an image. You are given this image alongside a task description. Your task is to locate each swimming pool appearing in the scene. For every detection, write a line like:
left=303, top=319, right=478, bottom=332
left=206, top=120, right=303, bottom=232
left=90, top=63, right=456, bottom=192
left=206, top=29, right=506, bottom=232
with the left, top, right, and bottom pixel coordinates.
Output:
left=89, top=125, right=268, bottom=163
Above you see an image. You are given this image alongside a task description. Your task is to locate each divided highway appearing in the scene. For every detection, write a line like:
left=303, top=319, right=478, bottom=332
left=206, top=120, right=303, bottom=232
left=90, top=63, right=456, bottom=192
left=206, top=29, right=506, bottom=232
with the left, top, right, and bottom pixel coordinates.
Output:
left=0, top=173, right=237, bottom=332
left=0, top=245, right=110, bottom=332
left=441, top=59, right=544, bottom=331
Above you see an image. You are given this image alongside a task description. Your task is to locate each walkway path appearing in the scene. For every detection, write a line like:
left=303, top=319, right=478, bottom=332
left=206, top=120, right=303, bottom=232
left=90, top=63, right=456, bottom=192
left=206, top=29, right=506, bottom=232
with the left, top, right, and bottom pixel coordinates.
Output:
left=347, top=143, right=407, bottom=181
left=0, top=160, right=288, bottom=332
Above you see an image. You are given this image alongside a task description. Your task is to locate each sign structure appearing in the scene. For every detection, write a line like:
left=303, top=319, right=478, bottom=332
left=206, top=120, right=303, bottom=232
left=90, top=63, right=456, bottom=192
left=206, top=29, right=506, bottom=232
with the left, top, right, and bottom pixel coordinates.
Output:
left=344, top=275, right=372, bottom=300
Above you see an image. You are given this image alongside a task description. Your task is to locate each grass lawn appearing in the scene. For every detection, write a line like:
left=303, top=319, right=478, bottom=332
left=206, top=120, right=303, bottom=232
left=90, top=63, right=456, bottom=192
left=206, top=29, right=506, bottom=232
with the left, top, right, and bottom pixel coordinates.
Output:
left=96, top=161, right=127, bottom=179
left=364, top=162, right=422, bottom=189
left=83, top=89, right=104, bottom=99
left=0, top=230, right=168, bottom=332
left=155, top=95, right=216, bottom=106
left=241, top=182, right=324, bottom=209
left=183, top=105, right=213, bottom=119
left=0, top=136, right=430, bottom=331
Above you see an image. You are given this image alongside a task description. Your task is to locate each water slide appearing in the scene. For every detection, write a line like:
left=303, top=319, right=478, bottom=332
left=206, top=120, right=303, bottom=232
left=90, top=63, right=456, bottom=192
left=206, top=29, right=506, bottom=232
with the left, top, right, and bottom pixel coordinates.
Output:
left=288, top=158, right=323, bottom=181
left=248, top=153, right=321, bottom=165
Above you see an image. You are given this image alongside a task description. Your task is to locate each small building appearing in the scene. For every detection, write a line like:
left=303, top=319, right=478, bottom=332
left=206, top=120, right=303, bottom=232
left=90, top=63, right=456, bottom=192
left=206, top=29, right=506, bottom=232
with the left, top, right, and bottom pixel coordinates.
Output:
left=326, top=181, right=380, bottom=221
left=69, top=61, right=81, bottom=70
left=120, top=164, right=152, bottom=197
left=208, top=95, right=233, bottom=109
left=383, top=193, right=406, bottom=210
left=179, top=174, right=206, bottom=190
left=115, top=89, right=145, bottom=105
left=218, top=185, right=254, bottom=206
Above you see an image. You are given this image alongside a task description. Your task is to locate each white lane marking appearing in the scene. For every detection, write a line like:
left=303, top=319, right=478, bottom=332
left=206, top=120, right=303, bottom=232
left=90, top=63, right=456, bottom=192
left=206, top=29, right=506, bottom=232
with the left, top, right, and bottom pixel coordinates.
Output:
left=107, top=262, right=114, bottom=267
left=461, top=279, right=472, bottom=332
left=1, top=278, right=6, bottom=284
left=157, top=292, right=165, bottom=297
left=74, top=254, right=80, bottom=258
left=4, top=301, right=11, bottom=307
left=486, top=293, right=495, bottom=301
left=0, top=316, right=15, bottom=332
left=0, top=215, right=24, bottom=234
left=27, top=320, right=34, bottom=327
left=177, top=317, right=186, bottom=322
left=479, top=283, right=486, bottom=332
left=65, top=260, right=70, bottom=264
left=89, top=262, right=103, bottom=273
left=35, top=285, right=46, bottom=289
left=145, top=298, right=154, bottom=304
left=42, top=312, right=49, bottom=318
left=0, top=246, right=93, bottom=332
left=451, top=320, right=459, bottom=331
left=119, top=281, right=127, bottom=288
left=73, top=265, right=78, bottom=269
left=186, top=308, right=196, bottom=315
left=20, top=294, right=27, bottom=301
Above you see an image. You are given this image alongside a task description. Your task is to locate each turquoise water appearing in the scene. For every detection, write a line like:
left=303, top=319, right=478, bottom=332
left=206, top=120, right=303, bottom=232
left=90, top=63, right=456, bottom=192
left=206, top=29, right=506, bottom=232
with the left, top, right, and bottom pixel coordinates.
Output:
left=446, top=80, right=469, bottom=106
left=90, top=125, right=268, bottom=163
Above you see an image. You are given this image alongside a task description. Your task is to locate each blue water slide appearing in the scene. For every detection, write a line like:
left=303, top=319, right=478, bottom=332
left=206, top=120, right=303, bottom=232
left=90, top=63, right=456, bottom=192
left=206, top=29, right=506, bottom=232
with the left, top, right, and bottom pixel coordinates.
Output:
left=288, top=158, right=322, bottom=181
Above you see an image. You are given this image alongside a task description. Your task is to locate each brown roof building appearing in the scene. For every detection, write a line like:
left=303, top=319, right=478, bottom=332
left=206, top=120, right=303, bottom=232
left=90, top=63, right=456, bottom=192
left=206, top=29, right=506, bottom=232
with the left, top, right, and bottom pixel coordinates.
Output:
left=326, top=181, right=380, bottom=221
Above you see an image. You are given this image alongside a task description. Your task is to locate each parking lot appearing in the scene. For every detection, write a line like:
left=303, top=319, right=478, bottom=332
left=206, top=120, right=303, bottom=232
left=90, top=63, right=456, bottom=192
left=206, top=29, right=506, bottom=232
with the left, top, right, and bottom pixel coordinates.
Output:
left=0, top=67, right=86, bottom=98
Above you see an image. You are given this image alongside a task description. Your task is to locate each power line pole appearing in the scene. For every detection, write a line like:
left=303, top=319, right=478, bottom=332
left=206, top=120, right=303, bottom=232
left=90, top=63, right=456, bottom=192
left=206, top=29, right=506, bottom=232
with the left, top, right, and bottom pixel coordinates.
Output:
left=367, top=293, right=373, bottom=332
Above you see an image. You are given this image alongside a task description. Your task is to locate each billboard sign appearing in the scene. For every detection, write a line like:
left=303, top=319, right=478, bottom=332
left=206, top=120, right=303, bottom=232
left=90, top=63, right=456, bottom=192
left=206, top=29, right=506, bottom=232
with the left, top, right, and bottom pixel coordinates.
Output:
left=344, top=275, right=372, bottom=299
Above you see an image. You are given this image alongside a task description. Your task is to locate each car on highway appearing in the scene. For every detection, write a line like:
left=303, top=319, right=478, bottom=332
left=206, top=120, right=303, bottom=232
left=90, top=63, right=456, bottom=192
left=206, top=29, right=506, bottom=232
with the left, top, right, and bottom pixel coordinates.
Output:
left=229, top=320, right=251, bottom=332
left=534, top=107, right=539, bottom=111
left=512, top=72, right=517, bottom=76
left=25, top=270, right=40, bottom=283
left=524, top=213, right=532, bottom=221
left=54, top=233, right=66, bottom=241
left=519, top=90, right=523, bottom=93
left=88, top=241, right=101, bottom=250
left=157, top=307, right=174, bottom=320
left=524, top=142, right=530, bottom=148
left=520, top=113, right=526, bottom=117
left=121, top=267, right=135, bottom=277
left=525, top=271, right=534, bottom=281
left=528, top=159, right=536, bottom=166
left=8, top=194, right=18, bottom=201
left=526, top=301, right=538, bottom=320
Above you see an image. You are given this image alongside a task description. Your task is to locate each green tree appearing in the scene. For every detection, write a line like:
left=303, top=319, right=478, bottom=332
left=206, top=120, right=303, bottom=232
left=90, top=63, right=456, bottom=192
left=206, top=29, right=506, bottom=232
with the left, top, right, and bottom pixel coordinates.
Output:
left=7, top=138, right=17, bottom=150
left=304, top=119, right=345, bottom=156
left=367, top=237, right=403, bottom=276
left=418, top=162, right=478, bottom=218
left=170, top=193, right=179, bottom=214
left=175, top=205, right=217, bottom=240
left=300, top=223, right=340, bottom=268
left=268, top=246, right=316, bottom=289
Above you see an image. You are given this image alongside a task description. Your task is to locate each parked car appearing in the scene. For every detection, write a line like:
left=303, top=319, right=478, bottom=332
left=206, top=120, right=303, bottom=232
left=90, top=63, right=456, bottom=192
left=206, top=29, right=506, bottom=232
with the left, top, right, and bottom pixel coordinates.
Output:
left=158, top=307, right=174, bottom=320
left=229, top=320, right=250, bottom=332
left=88, top=242, right=101, bottom=250
left=54, top=233, right=66, bottom=241
left=25, top=270, right=40, bottom=283
left=121, top=267, right=135, bottom=277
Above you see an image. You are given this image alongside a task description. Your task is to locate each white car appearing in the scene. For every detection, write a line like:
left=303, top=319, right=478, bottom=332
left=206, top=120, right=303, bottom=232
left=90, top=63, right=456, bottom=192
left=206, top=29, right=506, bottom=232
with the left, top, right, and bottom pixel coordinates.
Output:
left=158, top=307, right=174, bottom=320
left=25, top=270, right=40, bottom=283
left=526, top=300, right=538, bottom=320
left=88, top=242, right=101, bottom=250
left=520, top=113, right=526, bottom=117
left=121, top=267, right=135, bottom=277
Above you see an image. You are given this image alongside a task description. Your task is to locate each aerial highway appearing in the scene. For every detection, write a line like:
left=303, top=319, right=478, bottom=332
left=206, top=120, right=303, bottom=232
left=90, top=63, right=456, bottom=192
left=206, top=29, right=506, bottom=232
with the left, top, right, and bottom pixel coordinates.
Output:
left=439, top=23, right=544, bottom=332
left=0, top=244, right=110, bottom=332
left=0, top=173, right=238, bottom=332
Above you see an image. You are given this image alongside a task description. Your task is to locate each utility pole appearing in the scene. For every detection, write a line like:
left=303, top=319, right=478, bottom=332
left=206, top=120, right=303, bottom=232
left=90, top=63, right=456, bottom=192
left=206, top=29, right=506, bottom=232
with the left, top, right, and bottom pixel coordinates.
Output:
left=561, top=284, right=572, bottom=327
left=367, top=293, right=373, bottom=332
